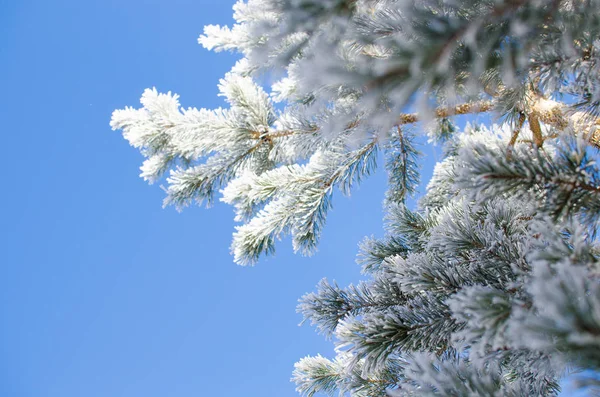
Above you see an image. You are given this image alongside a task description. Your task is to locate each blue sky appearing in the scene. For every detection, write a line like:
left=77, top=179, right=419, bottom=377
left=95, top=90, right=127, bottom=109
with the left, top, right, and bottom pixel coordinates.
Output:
left=0, top=1, right=413, bottom=396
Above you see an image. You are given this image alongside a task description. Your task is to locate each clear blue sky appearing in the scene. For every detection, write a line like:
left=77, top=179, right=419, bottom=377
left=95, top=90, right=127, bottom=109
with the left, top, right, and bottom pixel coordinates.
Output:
left=0, top=1, right=408, bottom=396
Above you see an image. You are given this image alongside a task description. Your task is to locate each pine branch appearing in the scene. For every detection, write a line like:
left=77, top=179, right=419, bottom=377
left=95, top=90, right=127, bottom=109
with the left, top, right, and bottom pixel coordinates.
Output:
left=365, top=0, right=530, bottom=91
left=262, top=101, right=495, bottom=141
left=396, top=101, right=495, bottom=126
left=255, top=97, right=600, bottom=153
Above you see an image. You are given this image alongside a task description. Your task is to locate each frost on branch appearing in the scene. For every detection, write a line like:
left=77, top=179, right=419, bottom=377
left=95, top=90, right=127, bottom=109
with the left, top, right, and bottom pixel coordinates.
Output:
left=112, top=0, right=600, bottom=394
left=294, top=129, right=600, bottom=395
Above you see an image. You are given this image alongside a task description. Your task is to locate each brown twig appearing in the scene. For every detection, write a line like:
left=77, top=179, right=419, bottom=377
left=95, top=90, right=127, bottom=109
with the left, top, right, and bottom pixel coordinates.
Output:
left=528, top=112, right=545, bottom=147
left=507, top=112, right=527, bottom=158
left=260, top=100, right=495, bottom=141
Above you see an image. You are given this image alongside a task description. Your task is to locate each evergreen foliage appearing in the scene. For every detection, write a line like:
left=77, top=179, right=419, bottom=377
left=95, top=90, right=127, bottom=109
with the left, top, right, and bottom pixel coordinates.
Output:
left=112, top=0, right=600, bottom=395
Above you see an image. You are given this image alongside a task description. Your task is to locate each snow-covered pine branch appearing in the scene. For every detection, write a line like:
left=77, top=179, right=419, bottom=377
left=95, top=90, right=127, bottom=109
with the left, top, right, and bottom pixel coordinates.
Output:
left=112, top=0, right=600, bottom=395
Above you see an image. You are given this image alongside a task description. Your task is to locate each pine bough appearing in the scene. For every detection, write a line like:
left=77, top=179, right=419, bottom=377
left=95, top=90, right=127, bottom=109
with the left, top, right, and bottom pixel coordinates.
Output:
left=112, top=1, right=600, bottom=395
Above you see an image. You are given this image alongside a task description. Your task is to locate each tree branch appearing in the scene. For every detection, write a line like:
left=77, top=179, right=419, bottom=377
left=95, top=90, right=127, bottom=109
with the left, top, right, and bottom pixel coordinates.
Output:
left=262, top=101, right=495, bottom=140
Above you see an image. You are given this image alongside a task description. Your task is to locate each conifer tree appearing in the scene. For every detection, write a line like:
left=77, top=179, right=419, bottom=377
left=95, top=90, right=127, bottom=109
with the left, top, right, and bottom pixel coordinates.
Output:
left=112, top=1, right=600, bottom=395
